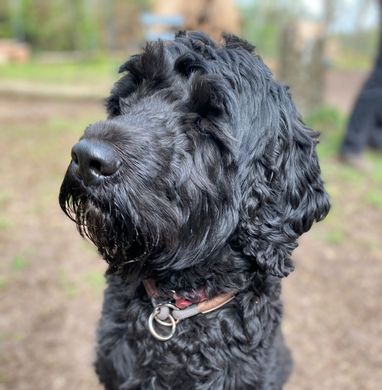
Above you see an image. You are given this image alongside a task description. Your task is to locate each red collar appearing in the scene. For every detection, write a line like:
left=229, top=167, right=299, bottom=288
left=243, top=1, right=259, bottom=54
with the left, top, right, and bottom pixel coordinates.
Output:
left=143, top=278, right=208, bottom=309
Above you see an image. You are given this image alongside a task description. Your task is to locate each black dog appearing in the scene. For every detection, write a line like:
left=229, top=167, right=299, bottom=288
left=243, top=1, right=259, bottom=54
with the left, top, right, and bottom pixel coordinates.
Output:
left=59, top=31, right=330, bottom=389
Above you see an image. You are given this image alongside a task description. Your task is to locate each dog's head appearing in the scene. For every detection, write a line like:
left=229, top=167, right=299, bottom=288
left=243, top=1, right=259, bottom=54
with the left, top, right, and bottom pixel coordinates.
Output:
left=59, top=31, right=329, bottom=280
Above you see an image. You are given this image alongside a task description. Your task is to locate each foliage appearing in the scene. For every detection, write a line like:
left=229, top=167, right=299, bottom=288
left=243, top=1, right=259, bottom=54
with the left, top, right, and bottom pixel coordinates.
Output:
left=8, top=0, right=101, bottom=50
left=331, top=29, right=379, bottom=70
left=0, top=0, right=151, bottom=51
left=239, top=0, right=379, bottom=68
left=239, top=2, right=293, bottom=59
left=305, top=106, right=346, bottom=158
left=0, top=0, right=11, bottom=38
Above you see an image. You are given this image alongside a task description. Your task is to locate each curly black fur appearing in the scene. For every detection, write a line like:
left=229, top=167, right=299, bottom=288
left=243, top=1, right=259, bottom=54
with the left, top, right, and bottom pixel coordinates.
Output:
left=59, top=31, right=330, bottom=389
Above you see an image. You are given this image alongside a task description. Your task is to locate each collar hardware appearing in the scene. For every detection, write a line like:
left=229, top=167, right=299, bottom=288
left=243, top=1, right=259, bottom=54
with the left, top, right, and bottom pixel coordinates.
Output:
left=144, top=279, right=236, bottom=341
left=148, top=303, right=178, bottom=341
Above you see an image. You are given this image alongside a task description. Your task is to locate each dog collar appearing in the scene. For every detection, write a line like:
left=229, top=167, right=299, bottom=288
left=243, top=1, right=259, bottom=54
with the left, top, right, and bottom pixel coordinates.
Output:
left=143, top=279, right=236, bottom=341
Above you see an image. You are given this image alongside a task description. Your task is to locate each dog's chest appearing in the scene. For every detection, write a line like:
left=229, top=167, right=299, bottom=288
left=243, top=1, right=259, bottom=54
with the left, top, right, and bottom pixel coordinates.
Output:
left=95, top=277, right=287, bottom=389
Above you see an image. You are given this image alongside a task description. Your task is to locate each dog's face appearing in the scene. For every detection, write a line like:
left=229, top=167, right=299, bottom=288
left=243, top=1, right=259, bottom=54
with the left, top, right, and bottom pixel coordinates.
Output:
left=59, top=32, right=329, bottom=279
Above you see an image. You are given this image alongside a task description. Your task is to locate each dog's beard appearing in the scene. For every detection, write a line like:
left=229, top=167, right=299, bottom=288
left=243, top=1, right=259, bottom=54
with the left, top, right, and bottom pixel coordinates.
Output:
left=59, top=169, right=152, bottom=274
left=59, top=163, right=237, bottom=278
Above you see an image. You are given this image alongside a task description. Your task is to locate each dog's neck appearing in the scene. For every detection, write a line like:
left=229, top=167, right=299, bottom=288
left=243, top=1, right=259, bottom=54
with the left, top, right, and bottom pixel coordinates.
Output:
left=109, top=245, right=258, bottom=300
left=143, top=277, right=237, bottom=341
left=143, top=278, right=208, bottom=309
left=136, top=246, right=259, bottom=303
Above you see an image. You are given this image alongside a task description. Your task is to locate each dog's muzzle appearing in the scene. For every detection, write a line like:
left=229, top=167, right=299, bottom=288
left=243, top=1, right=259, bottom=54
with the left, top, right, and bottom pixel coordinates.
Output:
left=71, top=139, right=121, bottom=186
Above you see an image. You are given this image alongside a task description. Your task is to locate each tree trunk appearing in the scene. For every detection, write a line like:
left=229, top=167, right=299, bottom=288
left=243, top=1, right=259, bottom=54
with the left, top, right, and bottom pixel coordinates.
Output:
left=278, top=18, right=326, bottom=114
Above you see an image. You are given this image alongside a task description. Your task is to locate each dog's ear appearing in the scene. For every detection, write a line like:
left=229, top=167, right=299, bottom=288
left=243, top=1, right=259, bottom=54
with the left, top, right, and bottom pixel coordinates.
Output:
left=236, top=84, right=330, bottom=277
left=187, top=74, right=233, bottom=119
left=105, top=74, right=137, bottom=117
left=106, top=42, right=169, bottom=117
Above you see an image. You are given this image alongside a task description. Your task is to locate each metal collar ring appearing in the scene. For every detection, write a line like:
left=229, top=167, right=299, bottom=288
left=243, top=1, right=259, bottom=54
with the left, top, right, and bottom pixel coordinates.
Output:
left=148, top=307, right=177, bottom=341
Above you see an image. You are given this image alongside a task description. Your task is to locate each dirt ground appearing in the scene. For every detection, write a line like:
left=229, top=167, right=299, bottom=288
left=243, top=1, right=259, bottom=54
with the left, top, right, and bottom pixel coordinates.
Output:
left=0, top=70, right=381, bottom=390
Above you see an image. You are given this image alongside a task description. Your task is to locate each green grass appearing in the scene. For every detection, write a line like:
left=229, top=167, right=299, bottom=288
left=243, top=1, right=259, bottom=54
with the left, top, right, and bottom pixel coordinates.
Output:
left=368, top=152, right=382, bottom=184
left=365, top=191, right=382, bottom=210
left=0, top=57, right=120, bottom=85
left=0, top=217, right=13, bottom=230
left=305, top=105, right=382, bottom=247
left=0, top=276, right=7, bottom=290
left=323, top=228, right=346, bottom=245
left=305, top=106, right=346, bottom=160
left=10, top=255, right=29, bottom=272
left=12, top=331, right=26, bottom=342
left=0, top=191, right=11, bottom=205
left=84, top=270, right=105, bottom=294
left=58, top=270, right=79, bottom=298
left=305, top=105, right=382, bottom=183
left=58, top=269, right=104, bottom=297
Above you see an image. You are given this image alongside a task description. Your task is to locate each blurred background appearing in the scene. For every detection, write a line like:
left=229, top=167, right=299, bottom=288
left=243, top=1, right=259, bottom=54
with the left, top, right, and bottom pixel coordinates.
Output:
left=0, top=0, right=381, bottom=389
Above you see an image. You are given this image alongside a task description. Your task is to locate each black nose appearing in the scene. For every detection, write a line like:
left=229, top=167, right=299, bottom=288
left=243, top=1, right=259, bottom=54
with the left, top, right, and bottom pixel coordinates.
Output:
left=71, top=139, right=121, bottom=185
